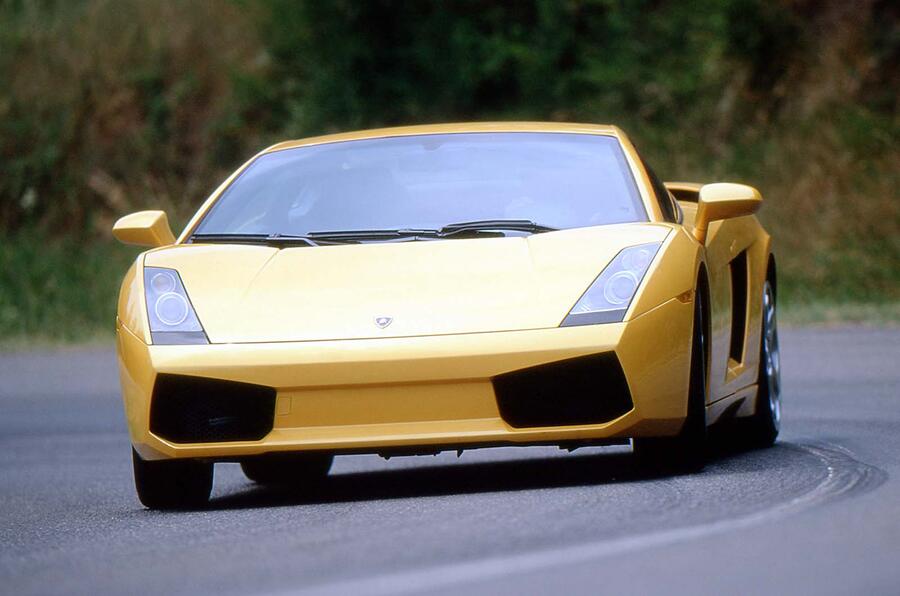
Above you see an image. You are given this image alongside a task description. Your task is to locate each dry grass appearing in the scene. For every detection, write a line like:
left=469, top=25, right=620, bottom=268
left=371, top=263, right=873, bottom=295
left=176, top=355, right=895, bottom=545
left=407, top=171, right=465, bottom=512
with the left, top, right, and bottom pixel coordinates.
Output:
left=1, top=0, right=265, bottom=233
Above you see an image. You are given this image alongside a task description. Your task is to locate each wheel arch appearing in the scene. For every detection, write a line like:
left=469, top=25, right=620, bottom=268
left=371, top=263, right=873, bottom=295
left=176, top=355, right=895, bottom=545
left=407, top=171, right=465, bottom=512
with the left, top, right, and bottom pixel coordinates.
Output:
left=695, top=261, right=712, bottom=384
left=766, top=253, right=777, bottom=301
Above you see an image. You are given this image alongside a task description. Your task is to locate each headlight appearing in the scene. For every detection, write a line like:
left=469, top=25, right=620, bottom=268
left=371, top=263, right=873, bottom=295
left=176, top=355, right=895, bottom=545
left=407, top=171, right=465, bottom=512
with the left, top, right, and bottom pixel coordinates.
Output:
left=561, top=242, right=662, bottom=326
left=143, top=267, right=208, bottom=344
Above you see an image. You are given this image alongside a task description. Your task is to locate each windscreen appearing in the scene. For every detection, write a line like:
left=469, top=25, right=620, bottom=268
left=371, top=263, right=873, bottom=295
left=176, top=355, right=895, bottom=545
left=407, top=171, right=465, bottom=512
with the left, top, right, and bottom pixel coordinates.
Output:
left=193, top=132, right=647, bottom=236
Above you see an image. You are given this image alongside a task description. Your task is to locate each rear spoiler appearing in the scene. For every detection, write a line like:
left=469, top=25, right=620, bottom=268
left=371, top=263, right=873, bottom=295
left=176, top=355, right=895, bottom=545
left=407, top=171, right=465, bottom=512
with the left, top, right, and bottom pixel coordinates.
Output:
left=664, top=181, right=703, bottom=203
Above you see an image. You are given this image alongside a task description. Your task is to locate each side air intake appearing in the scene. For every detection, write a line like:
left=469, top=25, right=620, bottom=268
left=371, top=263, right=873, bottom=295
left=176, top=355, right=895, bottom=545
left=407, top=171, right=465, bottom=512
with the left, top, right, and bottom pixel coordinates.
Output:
left=150, top=374, right=276, bottom=443
left=492, top=353, right=633, bottom=428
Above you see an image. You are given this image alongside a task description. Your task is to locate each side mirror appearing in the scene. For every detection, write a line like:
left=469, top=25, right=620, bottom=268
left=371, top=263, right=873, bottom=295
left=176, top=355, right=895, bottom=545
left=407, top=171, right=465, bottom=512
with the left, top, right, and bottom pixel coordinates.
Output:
left=693, top=183, right=762, bottom=244
left=112, top=210, right=176, bottom=247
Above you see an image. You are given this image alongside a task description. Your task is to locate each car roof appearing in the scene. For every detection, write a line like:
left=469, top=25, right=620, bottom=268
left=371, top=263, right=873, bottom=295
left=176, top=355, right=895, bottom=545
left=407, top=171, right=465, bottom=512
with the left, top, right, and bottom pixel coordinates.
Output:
left=263, top=122, right=623, bottom=153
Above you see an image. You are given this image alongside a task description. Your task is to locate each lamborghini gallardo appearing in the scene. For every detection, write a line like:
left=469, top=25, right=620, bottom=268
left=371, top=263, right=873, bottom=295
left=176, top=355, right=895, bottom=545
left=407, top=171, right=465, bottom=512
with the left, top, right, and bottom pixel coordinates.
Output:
left=113, top=123, right=781, bottom=509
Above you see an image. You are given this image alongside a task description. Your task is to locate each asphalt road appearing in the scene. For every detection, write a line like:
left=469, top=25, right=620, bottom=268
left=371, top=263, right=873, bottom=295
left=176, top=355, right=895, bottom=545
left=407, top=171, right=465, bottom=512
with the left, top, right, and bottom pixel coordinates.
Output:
left=1, top=327, right=898, bottom=596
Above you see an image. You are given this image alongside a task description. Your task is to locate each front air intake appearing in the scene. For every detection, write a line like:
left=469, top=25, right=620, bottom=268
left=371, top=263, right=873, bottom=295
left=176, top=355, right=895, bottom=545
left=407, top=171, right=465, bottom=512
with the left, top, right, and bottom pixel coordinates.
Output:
left=150, top=374, right=276, bottom=443
left=492, top=353, right=633, bottom=428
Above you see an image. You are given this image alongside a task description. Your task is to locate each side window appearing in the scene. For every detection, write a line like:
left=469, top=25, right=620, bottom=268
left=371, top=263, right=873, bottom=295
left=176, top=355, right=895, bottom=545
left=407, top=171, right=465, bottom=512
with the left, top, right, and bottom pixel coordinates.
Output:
left=641, top=159, right=678, bottom=223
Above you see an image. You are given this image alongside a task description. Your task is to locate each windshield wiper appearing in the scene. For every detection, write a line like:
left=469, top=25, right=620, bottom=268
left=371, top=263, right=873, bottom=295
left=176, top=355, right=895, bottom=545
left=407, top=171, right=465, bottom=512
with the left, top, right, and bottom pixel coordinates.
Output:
left=437, top=219, right=557, bottom=236
left=301, top=221, right=558, bottom=243
left=190, top=233, right=321, bottom=247
left=191, top=221, right=556, bottom=247
left=305, top=228, right=440, bottom=242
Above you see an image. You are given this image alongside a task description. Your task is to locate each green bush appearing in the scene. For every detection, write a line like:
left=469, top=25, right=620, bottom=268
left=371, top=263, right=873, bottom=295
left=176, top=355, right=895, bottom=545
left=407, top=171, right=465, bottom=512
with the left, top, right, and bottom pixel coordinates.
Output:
left=0, top=0, right=897, bottom=341
left=0, top=231, right=138, bottom=341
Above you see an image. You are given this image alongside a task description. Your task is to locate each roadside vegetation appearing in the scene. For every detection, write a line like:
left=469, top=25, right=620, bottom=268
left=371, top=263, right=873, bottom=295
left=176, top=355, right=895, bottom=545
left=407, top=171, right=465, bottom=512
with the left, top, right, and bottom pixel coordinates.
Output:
left=1, top=0, right=897, bottom=342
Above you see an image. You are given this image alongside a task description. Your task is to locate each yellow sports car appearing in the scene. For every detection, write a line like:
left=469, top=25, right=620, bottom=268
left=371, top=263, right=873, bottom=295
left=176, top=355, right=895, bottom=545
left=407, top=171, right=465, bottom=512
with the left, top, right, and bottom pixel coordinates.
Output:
left=113, top=123, right=781, bottom=509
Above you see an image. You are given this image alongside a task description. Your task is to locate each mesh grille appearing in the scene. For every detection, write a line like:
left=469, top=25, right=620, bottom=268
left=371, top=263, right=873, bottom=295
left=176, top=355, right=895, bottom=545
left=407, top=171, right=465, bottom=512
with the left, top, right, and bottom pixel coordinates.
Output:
left=150, top=374, right=276, bottom=443
left=493, top=353, right=633, bottom=428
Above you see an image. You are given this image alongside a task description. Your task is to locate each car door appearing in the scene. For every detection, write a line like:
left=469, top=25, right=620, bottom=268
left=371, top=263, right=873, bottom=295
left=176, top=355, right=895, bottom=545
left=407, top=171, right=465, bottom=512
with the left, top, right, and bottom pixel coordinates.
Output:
left=666, top=181, right=770, bottom=405
left=703, top=215, right=768, bottom=402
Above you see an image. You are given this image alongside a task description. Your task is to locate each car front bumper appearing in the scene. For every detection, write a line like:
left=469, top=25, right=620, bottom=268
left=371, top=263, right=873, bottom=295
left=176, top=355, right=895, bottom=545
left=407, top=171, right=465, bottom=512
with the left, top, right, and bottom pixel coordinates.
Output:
left=118, top=297, right=693, bottom=461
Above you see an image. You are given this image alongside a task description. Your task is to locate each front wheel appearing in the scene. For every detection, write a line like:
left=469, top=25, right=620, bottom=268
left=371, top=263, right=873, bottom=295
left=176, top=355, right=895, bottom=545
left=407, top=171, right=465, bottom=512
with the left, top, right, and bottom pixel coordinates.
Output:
left=241, top=453, right=333, bottom=486
left=633, top=289, right=708, bottom=471
left=132, top=449, right=213, bottom=510
left=741, top=279, right=781, bottom=447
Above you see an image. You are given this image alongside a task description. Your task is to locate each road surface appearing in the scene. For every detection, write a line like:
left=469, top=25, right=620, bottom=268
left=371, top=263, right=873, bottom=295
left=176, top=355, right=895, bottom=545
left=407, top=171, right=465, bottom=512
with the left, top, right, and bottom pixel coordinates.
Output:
left=1, top=327, right=898, bottom=595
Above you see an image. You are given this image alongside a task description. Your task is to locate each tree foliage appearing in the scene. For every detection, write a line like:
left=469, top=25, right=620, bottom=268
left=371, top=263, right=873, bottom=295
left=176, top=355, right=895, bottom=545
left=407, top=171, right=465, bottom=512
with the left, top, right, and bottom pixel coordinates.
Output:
left=0, top=0, right=897, bottom=301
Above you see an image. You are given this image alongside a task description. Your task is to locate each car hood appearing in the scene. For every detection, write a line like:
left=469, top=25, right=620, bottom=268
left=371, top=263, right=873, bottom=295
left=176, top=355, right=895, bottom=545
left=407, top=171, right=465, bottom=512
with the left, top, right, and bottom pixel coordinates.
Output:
left=144, top=224, right=671, bottom=344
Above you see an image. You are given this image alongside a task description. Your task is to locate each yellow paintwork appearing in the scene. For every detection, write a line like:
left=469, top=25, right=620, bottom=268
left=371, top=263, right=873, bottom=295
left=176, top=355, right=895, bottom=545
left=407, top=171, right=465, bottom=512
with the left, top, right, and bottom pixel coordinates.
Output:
left=112, top=210, right=176, bottom=248
left=146, top=224, right=671, bottom=344
left=666, top=185, right=771, bottom=405
left=693, top=183, right=762, bottom=244
left=115, top=122, right=773, bottom=461
left=119, top=298, right=693, bottom=461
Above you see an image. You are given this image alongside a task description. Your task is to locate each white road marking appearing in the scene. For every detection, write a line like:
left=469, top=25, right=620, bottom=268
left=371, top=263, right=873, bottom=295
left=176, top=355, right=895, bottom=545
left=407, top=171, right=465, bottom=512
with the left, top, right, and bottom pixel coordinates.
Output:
left=275, top=443, right=875, bottom=596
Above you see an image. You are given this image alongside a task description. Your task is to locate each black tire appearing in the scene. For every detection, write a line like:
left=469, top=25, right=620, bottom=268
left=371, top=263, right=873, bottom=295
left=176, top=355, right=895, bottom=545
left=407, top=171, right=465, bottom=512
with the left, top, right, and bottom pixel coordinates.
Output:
left=132, top=448, right=213, bottom=510
left=241, top=453, right=333, bottom=486
left=741, top=278, right=781, bottom=447
left=633, top=284, right=708, bottom=472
